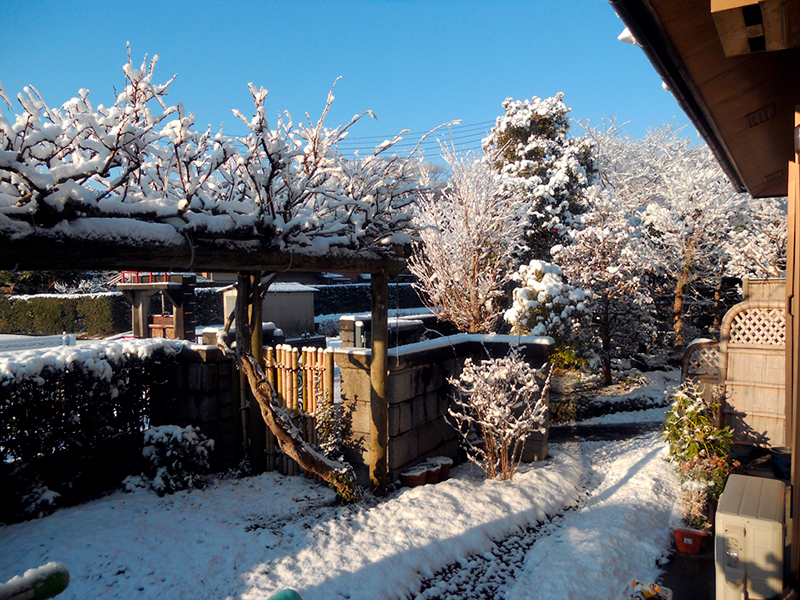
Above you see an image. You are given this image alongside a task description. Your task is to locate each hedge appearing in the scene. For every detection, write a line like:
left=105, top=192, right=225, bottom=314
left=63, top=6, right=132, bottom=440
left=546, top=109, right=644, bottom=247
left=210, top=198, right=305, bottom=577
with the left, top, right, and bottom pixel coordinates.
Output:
left=0, top=293, right=129, bottom=336
left=0, top=339, right=183, bottom=521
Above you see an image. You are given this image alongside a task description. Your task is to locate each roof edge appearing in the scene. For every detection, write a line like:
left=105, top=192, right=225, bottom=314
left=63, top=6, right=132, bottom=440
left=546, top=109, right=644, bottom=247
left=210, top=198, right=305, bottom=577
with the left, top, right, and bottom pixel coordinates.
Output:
left=609, top=0, right=748, bottom=193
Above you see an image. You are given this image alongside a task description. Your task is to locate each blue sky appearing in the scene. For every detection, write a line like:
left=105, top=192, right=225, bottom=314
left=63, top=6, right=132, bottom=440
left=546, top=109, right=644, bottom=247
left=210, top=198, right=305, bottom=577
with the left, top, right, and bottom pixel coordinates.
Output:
left=0, top=0, right=692, bottom=159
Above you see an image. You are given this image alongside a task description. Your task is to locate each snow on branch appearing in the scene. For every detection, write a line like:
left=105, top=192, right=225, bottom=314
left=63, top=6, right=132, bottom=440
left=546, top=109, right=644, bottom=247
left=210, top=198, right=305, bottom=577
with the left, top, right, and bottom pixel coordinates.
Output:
left=0, top=51, right=427, bottom=259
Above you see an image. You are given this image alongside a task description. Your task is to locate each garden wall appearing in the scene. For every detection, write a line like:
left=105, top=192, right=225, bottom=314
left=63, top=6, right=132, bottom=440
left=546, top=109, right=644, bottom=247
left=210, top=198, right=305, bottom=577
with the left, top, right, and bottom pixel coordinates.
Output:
left=150, top=345, right=240, bottom=472
left=334, top=334, right=554, bottom=485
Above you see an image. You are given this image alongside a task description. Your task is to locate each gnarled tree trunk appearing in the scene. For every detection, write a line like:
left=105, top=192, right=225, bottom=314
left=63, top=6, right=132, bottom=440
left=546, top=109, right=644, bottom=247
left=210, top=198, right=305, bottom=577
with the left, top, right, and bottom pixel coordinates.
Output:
left=216, top=272, right=357, bottom=501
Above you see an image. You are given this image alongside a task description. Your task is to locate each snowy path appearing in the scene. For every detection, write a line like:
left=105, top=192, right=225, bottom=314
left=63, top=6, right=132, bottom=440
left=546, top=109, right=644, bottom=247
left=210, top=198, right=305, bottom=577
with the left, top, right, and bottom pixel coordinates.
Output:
left=412, top=433, right=679, bottom=600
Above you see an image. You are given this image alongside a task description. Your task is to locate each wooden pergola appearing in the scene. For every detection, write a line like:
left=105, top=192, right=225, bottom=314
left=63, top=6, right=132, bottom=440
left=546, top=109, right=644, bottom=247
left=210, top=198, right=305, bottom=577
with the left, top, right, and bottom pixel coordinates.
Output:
left=611, top=0, right=800, bottom=587
left=0, top=234, right=405, bottom=494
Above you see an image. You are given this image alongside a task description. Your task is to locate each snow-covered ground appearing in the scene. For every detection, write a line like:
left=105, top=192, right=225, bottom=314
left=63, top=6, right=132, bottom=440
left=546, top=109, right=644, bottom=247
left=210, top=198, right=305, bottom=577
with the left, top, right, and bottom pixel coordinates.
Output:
left=1, top=429, right=681, bottom=599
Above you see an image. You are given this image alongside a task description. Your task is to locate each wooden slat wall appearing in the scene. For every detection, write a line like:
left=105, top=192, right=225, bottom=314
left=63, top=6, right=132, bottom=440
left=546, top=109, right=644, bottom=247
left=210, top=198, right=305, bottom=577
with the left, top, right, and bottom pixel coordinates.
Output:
left=264, top=345, right=335, bottom=477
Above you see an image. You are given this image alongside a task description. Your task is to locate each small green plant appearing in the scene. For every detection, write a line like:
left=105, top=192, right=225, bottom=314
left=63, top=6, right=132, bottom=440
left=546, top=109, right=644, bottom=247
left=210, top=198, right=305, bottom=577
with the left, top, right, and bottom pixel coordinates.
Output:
left=662, top=380, right=736, bottom=531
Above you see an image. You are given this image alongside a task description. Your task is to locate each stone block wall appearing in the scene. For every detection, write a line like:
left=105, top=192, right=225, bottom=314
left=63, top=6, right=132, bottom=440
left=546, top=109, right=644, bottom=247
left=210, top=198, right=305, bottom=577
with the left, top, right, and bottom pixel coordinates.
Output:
left=151, top=345, right=240, bottom=471
left=335, top=334, right=553, bottom=485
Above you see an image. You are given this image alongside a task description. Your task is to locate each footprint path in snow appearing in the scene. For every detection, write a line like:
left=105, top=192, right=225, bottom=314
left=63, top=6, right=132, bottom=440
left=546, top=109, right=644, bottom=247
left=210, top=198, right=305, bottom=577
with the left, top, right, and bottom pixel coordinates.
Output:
left=408, top=434, right=669, bottom=600
left=409, top=441, right=598, bottom=600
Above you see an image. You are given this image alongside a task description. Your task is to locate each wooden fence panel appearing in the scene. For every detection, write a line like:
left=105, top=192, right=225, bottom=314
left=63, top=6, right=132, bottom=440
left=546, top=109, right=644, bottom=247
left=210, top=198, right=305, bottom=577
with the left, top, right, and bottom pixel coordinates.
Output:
left=719, top=300, right=786, bottom=446
left=264, top=345, right=334, bottom=477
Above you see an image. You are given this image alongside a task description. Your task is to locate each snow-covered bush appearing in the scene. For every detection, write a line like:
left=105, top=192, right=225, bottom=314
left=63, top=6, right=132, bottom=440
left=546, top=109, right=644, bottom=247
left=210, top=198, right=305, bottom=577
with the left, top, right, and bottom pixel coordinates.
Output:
left=140, top=425, right=214, bottom=496
left=19, top=478, right=61, bottom=519
left=504, top=260, right=591, bottom=368
left=408, top=146, right=527, bottom=333
left=448, top=348, right=551, bottom=480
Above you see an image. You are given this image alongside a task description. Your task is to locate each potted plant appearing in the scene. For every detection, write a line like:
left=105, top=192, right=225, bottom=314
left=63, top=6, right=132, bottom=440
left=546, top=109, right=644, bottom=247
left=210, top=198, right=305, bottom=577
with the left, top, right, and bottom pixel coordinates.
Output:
left=662, top=380, right=737, bottom=553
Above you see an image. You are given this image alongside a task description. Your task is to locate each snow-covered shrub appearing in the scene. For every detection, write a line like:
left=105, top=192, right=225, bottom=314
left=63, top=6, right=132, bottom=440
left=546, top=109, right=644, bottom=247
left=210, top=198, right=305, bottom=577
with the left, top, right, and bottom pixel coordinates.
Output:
left=504, top=260, right=591, bottom=368
left=20, top=479, right=61, bottom=519
left=448, top=348, right=551, bottom=480
left=141, top=425, right=214, bottom=496
left=408, top=146, right=527, bottom=333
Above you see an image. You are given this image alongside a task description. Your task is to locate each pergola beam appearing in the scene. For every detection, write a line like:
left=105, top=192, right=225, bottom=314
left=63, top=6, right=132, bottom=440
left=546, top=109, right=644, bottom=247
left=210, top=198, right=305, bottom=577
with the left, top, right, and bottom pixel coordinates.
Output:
left=0, top=236, right=407, bottom=276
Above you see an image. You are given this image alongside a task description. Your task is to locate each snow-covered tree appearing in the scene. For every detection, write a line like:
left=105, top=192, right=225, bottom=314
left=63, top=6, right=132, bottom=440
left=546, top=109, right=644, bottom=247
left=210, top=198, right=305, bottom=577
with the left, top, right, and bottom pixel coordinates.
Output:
left=408, top=146, right=527, bottom=333
left=581, top=124, right=786, bottom=349
left=0, top=50, right=435, bottom=499
left=722, top=195, right=787, bottom=280
left=504, top=260, right=592, bottom=367
left=551, top=187, right=656, bottom=384
left=636, top=128, right=753, bottom=347
left=0, top=51, right=420, bottom=258
left=481, top=93, right=596, bottom=261
left=448, top=347, right=550, bottom=480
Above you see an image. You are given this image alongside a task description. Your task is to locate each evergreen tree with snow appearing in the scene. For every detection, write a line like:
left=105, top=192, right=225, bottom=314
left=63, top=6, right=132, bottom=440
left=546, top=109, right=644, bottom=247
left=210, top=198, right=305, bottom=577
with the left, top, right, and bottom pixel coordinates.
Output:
left=481, top=93, right=597, bottom=261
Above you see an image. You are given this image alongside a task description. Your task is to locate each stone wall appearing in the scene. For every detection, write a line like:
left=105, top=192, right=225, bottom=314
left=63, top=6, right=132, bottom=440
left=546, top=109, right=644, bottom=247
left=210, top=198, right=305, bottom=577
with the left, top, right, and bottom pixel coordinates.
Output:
left=151, top=345, right=240, bottom=471
left=150, top=333, right=553, bottom=483
left=335, top=334, right=553, bottom=485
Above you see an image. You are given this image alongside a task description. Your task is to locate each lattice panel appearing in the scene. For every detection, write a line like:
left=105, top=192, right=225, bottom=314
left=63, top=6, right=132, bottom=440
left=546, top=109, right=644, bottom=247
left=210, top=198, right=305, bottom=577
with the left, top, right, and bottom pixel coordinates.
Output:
left=685, top=345, right=720, bottom=377
left=730, top=309, right=785, bottom=346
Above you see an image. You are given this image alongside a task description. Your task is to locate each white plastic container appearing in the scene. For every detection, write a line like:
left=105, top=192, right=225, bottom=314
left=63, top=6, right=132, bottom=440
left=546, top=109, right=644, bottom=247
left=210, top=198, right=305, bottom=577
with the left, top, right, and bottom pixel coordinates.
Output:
left=715, top=474, right=786, bottom=600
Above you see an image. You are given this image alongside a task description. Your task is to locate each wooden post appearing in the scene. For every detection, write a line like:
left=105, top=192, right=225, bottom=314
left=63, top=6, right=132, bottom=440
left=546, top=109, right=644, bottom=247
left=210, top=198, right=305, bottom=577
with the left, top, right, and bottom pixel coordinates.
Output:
left=265, top=347, right=276, bottom=471
left=370, top=269, right=389, bottom=495
left=789, top=108, right=800, bottom=584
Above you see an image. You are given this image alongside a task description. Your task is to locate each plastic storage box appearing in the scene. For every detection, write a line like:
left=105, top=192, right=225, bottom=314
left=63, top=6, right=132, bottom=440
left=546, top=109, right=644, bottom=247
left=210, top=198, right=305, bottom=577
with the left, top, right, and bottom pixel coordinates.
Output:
left=715, top=474, right=786, bottom=600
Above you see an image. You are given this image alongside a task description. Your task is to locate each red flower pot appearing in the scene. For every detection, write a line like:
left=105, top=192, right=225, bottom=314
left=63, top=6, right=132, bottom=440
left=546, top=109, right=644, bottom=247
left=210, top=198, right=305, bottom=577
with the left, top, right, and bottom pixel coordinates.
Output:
left=424, top=463, right=442, bottom=484
left=431, top=456, right=453, bottom=480
left=400, top=466, right=428, bottom=487
left=672, top=528, right=709, bottom=554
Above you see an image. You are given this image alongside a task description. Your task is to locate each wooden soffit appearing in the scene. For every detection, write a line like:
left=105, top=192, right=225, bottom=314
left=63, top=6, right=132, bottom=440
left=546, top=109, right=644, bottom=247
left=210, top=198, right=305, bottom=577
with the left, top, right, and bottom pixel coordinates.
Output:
left=611, top=0, right=800, bottom=198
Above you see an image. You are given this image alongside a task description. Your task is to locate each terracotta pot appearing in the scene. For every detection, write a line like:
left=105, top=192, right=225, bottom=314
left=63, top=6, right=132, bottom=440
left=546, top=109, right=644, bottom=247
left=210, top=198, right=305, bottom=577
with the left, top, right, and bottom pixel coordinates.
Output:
left=424, top=463, right=442, bottom=484
left=671, top=527, right=708, bottom=554
left=400, top=468, right=428, bottom=487
left=430, top=456, right=453, bottom=480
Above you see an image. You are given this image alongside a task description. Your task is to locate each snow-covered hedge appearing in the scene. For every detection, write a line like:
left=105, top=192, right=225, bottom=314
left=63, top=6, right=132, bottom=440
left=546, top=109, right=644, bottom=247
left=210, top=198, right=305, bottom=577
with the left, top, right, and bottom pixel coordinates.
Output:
left=0, top=338, right=184, bottom=465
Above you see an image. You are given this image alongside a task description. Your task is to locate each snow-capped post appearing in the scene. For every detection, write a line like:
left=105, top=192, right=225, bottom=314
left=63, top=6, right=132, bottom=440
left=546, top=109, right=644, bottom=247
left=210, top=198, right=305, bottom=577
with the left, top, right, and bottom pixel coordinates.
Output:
left=370, top=269, right=389, bottom=495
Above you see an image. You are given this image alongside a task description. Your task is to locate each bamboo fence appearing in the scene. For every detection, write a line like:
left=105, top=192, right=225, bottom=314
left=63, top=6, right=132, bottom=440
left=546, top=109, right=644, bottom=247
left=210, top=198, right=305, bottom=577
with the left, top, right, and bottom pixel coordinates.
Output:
left=264, top=345, right=335, bottom=477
